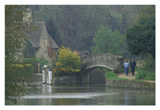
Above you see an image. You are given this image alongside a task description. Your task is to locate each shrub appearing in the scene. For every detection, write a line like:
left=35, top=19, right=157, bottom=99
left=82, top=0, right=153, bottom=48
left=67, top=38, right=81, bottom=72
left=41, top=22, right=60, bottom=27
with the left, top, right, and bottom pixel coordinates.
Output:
left=135, top=54, right=155, bottom=80
left=144, top=72, right=155, bottom=80
left=10, top=64, right=34, bottom=82
left=135, top=69, right=147, bottom=79
left=23, top=58, right=48, bottom=73
left=136, top=69, right=155, bottom=80
left=5, top=63, right=34, bottom=103
left=104, top=71, right=118, bottom=79
left=143, top=54, right=155, bottom=72
left=105, top=71, right=128, bottom=80
left=53, top=46, right=81, bottom=76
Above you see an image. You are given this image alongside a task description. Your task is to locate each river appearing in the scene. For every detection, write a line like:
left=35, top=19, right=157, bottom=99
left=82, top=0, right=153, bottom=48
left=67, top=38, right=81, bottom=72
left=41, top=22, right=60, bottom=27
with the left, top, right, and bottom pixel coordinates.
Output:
left=15, top=82, right=155, bottom=105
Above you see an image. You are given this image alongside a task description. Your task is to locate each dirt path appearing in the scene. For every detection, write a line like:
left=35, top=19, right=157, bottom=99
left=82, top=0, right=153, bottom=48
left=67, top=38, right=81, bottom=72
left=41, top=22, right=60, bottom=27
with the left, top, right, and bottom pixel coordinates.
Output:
left=118, top=72, right=155, bottom=83
left=118, top=72, right=136, bottom=80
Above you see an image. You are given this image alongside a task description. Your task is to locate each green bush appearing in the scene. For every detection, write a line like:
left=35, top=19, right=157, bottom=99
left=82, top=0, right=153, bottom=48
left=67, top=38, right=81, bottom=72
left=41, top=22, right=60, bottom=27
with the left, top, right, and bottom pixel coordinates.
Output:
left=10, top=64, right=34, bottom=82
left=136, top=68, right=155, bottom=80
left=144, top=73, right=155, bottom=80
left=53, top=46, right=81, bottom=76
left=135, top=54, right=155, bottom=80
left=6, top=63, right=34, bottom=103
left=143, top=54, right=155, bottom=72
left=104, top=71, right=128, bottom=80
left=23, top=64, right=34, bottom=74
left=23, top=58, right=48, bottom=73
left=104, top=71, right=118, bottom=79
left=136, top=69, right=147, bottom=79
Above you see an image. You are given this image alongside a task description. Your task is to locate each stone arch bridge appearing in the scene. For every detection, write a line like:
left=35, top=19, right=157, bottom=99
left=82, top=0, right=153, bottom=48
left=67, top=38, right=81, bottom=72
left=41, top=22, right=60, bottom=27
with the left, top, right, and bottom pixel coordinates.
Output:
left=80, top=53, right=125, bottom=84
left=81, top=53, right=124, bottom=71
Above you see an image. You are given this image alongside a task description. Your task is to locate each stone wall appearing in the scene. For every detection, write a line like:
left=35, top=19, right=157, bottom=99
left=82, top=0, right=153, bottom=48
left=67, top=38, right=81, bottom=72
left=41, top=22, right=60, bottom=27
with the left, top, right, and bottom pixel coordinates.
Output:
left=54, top=75, right=77, bottom=85
left=106, top=78, right=155, bottom=89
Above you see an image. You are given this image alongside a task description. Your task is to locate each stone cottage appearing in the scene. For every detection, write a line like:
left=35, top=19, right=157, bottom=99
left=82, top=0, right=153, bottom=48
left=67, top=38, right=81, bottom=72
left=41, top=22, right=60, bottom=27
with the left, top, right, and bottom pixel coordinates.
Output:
left=29, top=22, right=59, bottom=60
left=23, top=8, right=59, bottom=68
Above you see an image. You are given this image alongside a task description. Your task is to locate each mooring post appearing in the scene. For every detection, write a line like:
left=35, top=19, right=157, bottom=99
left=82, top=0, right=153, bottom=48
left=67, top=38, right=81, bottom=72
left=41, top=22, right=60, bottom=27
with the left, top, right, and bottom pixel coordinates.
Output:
left=48, top=70, right=52, bottom=84
left=42, top=69, right=45, bottom=84
left=42, top=65, right=48, bottom=84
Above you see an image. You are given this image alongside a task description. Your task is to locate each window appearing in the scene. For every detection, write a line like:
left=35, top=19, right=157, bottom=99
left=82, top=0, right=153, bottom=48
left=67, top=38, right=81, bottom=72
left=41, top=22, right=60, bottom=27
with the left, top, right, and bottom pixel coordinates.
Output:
left=44, top=39, right=47, bottom=47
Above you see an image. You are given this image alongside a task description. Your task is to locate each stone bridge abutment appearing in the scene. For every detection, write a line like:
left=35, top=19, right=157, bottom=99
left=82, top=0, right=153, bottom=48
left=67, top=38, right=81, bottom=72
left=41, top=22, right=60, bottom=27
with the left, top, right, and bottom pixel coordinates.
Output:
left=80, top=53, right=125, bottom=84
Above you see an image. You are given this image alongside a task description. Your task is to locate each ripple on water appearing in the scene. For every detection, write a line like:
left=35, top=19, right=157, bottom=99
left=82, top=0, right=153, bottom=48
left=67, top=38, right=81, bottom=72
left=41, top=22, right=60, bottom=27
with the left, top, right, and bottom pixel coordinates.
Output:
left=21, top=93, right=119, bottom=99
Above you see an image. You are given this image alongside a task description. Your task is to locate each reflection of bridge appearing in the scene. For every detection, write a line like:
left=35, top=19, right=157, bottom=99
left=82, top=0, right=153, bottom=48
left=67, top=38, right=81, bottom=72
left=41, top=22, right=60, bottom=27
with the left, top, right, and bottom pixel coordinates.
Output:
left=80, top=53, right=125, bottom=84
left=81, top=53, right=124, bottom=71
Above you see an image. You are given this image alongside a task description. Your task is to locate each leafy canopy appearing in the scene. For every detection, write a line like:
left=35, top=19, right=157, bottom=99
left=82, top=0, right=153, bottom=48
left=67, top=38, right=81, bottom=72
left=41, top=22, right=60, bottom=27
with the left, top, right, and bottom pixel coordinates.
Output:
left=126, top=6, right=155, bottom=57
left=91, top=25, right=126, bottom=55
left=5, top=5, right=35, bottom=104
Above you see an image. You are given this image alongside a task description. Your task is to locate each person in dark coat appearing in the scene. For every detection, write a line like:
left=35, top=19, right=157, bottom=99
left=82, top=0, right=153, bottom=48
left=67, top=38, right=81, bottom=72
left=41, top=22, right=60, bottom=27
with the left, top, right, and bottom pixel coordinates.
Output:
left=130, top=58, right=137, bottom=75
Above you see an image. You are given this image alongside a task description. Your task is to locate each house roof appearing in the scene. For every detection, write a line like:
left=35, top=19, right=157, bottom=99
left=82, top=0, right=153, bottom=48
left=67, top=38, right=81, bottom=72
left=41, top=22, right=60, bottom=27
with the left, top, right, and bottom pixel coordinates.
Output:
left=48, top=34, right=59, bottom=49
left=79, top=50, right=90, bottom=58
left=27, top=22, right=59, bottom=49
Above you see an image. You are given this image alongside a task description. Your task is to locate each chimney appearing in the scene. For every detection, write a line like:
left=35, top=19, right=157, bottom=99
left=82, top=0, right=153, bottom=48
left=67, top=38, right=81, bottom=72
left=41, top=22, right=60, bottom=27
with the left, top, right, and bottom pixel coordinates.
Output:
left=23, top=8, right=32, bottom=25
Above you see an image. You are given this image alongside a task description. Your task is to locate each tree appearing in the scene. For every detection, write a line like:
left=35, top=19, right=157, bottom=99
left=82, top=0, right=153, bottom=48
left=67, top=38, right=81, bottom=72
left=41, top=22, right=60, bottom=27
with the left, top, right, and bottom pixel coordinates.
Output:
left=22, top=40, right=35, bottom=58
left=91, top=25, right=126, bottom=55
left=53, top=46, right=81, bottom=76
left=29, top=5, right=63, bottom=46
left=126, top=6, right=155, bottom=57
left=5, top=5, right=34, bottom=104
left=45, top=18, right=62, bottom=46
left=30, top=5, right=144, bottom=51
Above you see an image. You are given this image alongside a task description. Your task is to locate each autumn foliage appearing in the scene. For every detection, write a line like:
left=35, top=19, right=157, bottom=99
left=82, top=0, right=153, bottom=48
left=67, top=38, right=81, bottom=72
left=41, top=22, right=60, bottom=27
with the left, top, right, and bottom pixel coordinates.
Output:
left=53, top=46, right=81, bottom=76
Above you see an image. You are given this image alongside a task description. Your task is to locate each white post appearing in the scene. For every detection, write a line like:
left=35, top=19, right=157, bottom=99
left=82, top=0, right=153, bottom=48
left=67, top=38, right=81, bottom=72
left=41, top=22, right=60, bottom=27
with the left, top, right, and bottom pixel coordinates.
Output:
left=42, top=70, right=45, bottom=84
left=49, top=70, right=52, bottom=83
left=42, top=65, right=48, bottom=84
left=47, top=70, right=52, bottom=84
left=46, top=69, right=49, bottom=84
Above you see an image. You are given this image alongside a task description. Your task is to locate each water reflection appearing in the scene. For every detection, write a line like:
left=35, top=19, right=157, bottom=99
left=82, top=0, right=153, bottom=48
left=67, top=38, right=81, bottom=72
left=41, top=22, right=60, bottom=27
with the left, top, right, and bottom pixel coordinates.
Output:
left=124, top=92, right=129, bottom=105
left=18, top=84, right=155, bottom=105
left=42, top=85, right=52, bottom=105
left=22, top=93, right=119, bottom=99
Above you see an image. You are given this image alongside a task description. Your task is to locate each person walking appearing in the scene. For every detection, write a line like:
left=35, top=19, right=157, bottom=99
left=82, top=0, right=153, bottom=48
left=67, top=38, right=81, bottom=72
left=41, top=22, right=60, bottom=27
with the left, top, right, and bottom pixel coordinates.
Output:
left=123, top=60, right=130, bottom=76
left=130, top=58, right=137, bottom=75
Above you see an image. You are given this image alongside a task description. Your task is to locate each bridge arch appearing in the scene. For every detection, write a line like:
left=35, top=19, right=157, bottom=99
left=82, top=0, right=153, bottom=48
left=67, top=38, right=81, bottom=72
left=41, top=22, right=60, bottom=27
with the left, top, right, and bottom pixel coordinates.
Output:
left=80, top=53, right=125, bottom=84
left=81, top=53, right=124, bottom=71
left=85, top=65, right=114, bottom=70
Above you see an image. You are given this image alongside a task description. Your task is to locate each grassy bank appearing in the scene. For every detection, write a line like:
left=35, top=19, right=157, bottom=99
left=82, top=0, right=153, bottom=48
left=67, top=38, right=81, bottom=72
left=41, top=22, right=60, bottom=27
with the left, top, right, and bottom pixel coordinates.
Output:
left=104, top=71, right=128, bottom=80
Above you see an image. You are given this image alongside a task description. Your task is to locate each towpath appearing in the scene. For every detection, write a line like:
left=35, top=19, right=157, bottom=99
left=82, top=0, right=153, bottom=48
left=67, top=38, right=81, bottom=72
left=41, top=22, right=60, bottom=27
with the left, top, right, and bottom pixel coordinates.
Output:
left=118, top=72, right=155, bottom=83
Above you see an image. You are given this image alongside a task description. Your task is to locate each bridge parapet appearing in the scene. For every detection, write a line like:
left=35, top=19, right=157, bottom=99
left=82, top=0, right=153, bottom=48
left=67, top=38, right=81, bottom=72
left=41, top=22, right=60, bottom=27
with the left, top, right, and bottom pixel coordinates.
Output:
left=81, top=53, right=124, bottom=72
